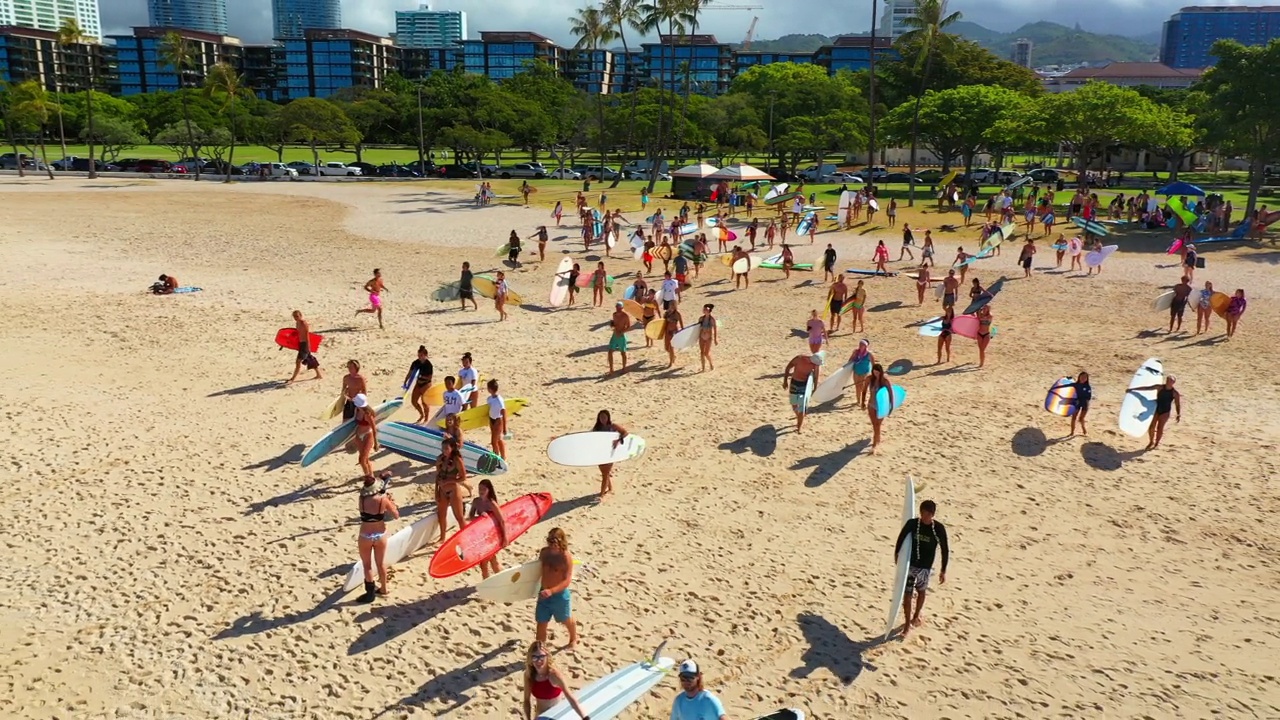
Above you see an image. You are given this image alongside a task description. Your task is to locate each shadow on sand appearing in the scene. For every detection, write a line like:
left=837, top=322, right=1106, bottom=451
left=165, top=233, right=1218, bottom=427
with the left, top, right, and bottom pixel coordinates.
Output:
left=243, top=443, right=306, bottom=472
left=373, top=638, right=523, bottom=717
left=1081, top=441, right=1147, bottom=471
left=790, top=439, right=871, bottom=488
left=213, top=587, right=347, bottom=640
left=348, top=588, right=477, bottom=655
left=718, top=424, right=779, bottom=458
left=790, top=613, right=885, bottom=685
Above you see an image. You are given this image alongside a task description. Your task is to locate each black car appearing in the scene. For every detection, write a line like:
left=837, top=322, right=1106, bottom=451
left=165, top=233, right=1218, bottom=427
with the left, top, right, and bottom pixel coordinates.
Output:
left=202, top=160, right=244, bottom=175
left=763, top=167, right=802, bottom=183
left=407, top=160, right=438, bottom=175
left=349, top=161, right=379, bottom=175
left=438, top=164, right=483, bottom=178
left=377, top=165, right=421, bottom=178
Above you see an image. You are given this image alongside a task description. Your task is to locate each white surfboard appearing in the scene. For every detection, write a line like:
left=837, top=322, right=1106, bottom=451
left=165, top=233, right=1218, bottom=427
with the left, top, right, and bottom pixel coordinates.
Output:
left=474, top=557, right=583, bottom=603
left=1152, top=291, right=1175, bottom=312
left=607, top=228, right=618, bottom=248
left=546, top=432, right=647, bottom=467
left=342, top=512, right=452, bottom=592
left=811, top=361, right=854, bottom=405
left=378, top=420, right=508, bottom=475
left=549, top=257, right=574, bottom=306
left=537, top=644, right=674, bottom=720
left=1119, top=357, right=1163, bottom=437
left=1085, top=244, right=1118, bottom=268
left=918, top=317, right=942, bottom=337
left=884, top=474, right=919, bottom=639
left=868, top=198, right=880, bottom=212
left=669, top=319, right=723, bottom=351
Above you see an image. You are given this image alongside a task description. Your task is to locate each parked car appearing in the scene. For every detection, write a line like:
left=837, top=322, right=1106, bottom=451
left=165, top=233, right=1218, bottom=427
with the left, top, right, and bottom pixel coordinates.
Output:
left=550, top=167, right=582, bottom=180
left=376, top=164, right=420, bottom=178
left=349, top=161, right=379, bottom=175
left=0, top=152, right=46, bottom=170
left=864, top=165, right=889, bottom=181
left=799, top=164, right=839, bottom=182
left=135, top=159, right=173, bottom=173
left=622, top=159, right=669, bottom=175
left=406, top=160, right=438, bottom=175
left=256, top=162, right=299, bottom=178
left=438, top=164, right=482, bottom=178
left=1027, top=168, right=1060, bottom=183
left=915, top=169, right=946, bottom=183
left=173, top=157, right=211, bottom=173
left=285, top=161, right=314, bottom=175
left=316, top=161, right=362, bottom=177
left=823, top=172, right=864, bottom=183
left=965, top=167, right=999, bottom=183
left=882, top=172, right=923, bottom=184
left=498, top=163, right=547, bottom=179
left=761, top=167, right=801, bottom=183
left=52, top=157, right=110, bottom=172
left=578, top=165, right=619, bottom=180
left=203, top=160, right=245, bottom=175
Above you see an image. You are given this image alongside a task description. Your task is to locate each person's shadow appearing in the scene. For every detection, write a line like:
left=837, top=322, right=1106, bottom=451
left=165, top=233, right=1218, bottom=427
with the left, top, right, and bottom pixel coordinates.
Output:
left=374, top=638, right=524, bottom=717
left=790, top=612, right=886, bottom=685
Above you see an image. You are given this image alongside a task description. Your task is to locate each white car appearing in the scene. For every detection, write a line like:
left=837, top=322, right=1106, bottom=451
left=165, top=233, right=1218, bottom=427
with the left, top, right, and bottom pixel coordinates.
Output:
left=241, top=162, right=298, bottom=177
left=865, top=165, right=889, bottom=180
left=550, top=167, right=581, bottom=180
left=497, top=163, right=547, bottom=179
left=823, top=172, right=864, bottom=183
left=316, top=161, right=362, bottom=177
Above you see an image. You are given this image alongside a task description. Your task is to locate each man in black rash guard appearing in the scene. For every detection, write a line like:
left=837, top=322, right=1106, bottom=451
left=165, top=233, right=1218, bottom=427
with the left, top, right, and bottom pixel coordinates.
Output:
left=894, top=499, right=949, bottom=637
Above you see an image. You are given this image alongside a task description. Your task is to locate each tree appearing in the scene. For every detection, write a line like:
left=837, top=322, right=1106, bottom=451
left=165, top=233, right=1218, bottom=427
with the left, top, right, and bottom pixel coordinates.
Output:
left=728, top=63, right=869, bottom=170
left=880, top=85, right=1027, bottom=175
left=603, top=0, right=646, bottom=185
left=1135, top=87, right=1207, bottom=181
left=330, top=87, right=400, bottom=162
left=80, top=115, right=143, bottom=162
left=11, top=81, right=58, bottom=179
left=204, top=62, right=244, bottom=182
left=499, top=59, right=580, bottom=159
left=569, top=6, right=619, bottom=180
left=1035, top=82, right=1163, bottom=185
left=1196, top=39, right=1280, bottom=216
left=701, top=93, right=766, bottom=161
left=160, top=31, right=201, bottom=180
left=898, top=0, right=963, bottom=205
left=879, top=36, right=1042, bottom=109
left=0, top=80, right=25, bottom=177
left=639, top=0, right=692, bottom=192
left=279, top=97, right=361, bottom=171
left=57, top=17, right=96, bottom=177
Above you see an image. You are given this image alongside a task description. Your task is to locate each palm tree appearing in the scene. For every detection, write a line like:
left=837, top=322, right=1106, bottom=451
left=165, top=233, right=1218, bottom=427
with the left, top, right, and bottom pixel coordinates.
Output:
left=12, top=80, right=59, bottom=179
left=204, top=62, right=242, bottom=183
left=159, top=31, right=201, bottom=181
left=57, top=17, right=96, bottom=178
left=898, top=0, right=961, bottom=206
left=569, top=6, right=619, bottom=179
left=602, top=0, right=645, bottom=188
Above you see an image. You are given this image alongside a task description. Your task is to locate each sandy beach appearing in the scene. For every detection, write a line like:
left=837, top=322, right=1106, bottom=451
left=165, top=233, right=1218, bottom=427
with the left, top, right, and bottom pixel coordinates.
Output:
left=1, top=177, right=1277, bottom=719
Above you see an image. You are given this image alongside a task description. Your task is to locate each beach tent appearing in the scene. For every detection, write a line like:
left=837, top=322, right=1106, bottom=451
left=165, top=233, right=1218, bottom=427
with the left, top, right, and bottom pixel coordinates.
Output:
left=706, top=163, right=774, bottom=182
left=1156, top=181, right=1206, bottom=197
left=670, top=163, right=721, bottom=199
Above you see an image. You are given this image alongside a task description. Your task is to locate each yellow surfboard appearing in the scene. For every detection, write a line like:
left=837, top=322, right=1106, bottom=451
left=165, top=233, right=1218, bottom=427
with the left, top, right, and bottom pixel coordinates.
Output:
left=621, top=299, right=644, bottom=322
left=644, top=318, right=666, bottom=340
left=471, top=277, right=524, bottom=305
left=415, top=373, right=486, bottom=408
left=434, top=398, right=530, bottom=432
left=319, top=392, right=344, bottom=420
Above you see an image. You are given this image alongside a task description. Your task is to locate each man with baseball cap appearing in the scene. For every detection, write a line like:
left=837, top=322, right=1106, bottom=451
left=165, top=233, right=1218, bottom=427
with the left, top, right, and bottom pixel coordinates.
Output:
left=670, top=659, right=726, bottom=719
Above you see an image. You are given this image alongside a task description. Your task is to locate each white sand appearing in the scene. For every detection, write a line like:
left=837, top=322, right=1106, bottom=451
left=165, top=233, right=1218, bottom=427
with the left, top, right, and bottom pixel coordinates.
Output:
left=1, top=177, right=1277, bottom=719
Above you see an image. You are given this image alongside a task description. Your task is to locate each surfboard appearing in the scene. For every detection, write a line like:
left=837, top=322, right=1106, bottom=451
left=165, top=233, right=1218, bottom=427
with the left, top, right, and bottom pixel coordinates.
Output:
left=845, top=268, right=897, bottom=277
left=300, top=398, right=403, bottom=468
left=796, top=212, right=817, bottom=236
left=549, top=257, right=574, bottom=306
left=341, top=511, right=452, bottom=592
left=425, top=383, right=479, bottom=425
left=1068, top=236, right=1082, bottom=256
left=379, top=421, right=508, bottom=475
left=873, top=385, right=906, bottom=419
left=751, top=711, right=806, bottom=720
left=275, top=328, right=322, bottom=352
left=1084, top=244, right=1118, bottom=268
left=838, top=190, right=852, bottom=225
left=472, top=276, right=524, bottom=304
left=1152, top=290, right=1176, bottom=312
left=765, top=191, right=801, bottom=206
left=620, top=298, right=644, bottom=322
left=884, top=474, right=918, bottom=639
left=1210, top=291, right=1230, bottom=319
left=432, top=283, right=461, bottom=302
left=792, top=374, right=815, bottom=413
left=536, top=644, right=675, bottom=720
left=1071, top=217, right=1109, bottom=236
left=547, top=432, right=647, bottom=467
left=918, top=317, right=942, bottom=337
left=678, top=222, right=698, bottom=236
left=644, top=318, right=665, bottom=340
left=1045, top=377, right=1078, bottom=417
left=962, top=278, right=1004, bottom=314
left=474, top=557, right=583, bottom=603
left=1118, top=357, right=1163, bottom=438
left=607, top=229, right=618, bottom=248
left=629, top=231, right=644, bottom=251
left=810, top=362, right=853, bottom=405
left=868, top=198, right=880, bottom=212
left=172, top=286, right=202, bottom=293
left=431, top=398, right=529, bottom=433
left=933, top=282, right=945, bottom=299
left=705, top=217, right=721, bottom=227
left=320, top=391, right=344, bottom=420
left=494, top=243, right=511, bottom=258
left=670, top=319, right=722, bottom=351
left=429, top=492, right=553, bottom=579
left=732, top=255, right=763, bottom=274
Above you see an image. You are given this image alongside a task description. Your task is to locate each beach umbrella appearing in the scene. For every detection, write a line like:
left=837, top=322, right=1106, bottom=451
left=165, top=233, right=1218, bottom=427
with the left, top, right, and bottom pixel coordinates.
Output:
left=1156, top=181, right=1206, bottom=197
left=706, top=163, right=775, bottom=182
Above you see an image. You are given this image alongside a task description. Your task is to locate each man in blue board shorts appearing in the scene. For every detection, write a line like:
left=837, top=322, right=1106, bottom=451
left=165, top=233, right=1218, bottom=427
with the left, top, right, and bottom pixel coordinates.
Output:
left=894, top=499, right=950, bottom=638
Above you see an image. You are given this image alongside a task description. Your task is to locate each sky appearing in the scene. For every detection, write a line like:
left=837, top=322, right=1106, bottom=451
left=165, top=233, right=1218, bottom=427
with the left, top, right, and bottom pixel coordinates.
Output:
left=99, top=0, right=1251, bottom=45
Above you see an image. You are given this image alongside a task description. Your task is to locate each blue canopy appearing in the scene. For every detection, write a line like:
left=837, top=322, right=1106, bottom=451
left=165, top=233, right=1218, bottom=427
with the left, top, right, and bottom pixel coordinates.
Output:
left=1156, top=181, right=1206, bottom=197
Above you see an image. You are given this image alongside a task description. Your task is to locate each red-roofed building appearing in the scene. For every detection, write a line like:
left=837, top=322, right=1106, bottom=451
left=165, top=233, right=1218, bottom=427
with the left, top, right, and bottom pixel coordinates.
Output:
left=1043, top=62, right=1205, bottom=92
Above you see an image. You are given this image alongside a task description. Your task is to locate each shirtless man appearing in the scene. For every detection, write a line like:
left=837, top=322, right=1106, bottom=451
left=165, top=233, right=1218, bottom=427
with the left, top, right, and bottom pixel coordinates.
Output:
left=1170, top=275, right=1193, bottom=333
left=356, top=269, right=387, bottom=329
left=536, top=527, right=579, bottom=649
left=340, top=359, right=368, bottom=422
left=607, top=301, right=631, bottom=375
left=952, top=247, right=972, bottom=283
left=731, top=245, right=750, bottom=289
left=782, top=352, right=821, bottom=433
left=828, top=273, right=849, bottom=332
left=940, top=269, right=960, bottom=311
left=1018, top=239, right=1037, bottom=279
left=286, top=310, right=323, bottom=384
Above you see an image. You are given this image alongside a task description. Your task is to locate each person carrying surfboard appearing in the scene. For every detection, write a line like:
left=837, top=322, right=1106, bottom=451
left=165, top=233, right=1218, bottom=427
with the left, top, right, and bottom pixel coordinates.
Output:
left=356, top=472, right=399, bottom=603
left=536, top=528, right=579, bottom=650
left=1130, top=376, right=1182, bottom=450
left=661, top=303, right=684, bottom=369
left=894, top=499, right=949, bottom=637
left=340, top=360, right=368, bottom=423
left=1170, top=276, right=1193, bottom=334
left=286, top=310, right=323, bottom=384
left=352, top=394, right=379, bottom=479
left=522, top=642, right=590, bottom=720
left=468, top=479, right=508, bottom=579
left=849, top=339, right=875, bottom=410
left=782, top=352, right=820, bottom=434
left=607, top=303, right=631, bottom=376
left=459, top=262, right=478, bottom=312
left=592, top=410, right=628, bottom=498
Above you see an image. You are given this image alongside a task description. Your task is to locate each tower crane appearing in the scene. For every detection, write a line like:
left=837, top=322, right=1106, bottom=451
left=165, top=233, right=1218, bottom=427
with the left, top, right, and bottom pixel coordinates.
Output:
left=742, top=16, right=759, bottom=50
left=703, top=4, right=765, bottom=10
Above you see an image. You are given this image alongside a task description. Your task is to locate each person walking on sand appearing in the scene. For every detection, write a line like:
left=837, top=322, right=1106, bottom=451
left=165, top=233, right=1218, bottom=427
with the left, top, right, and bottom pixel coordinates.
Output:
left=822, top=243, right=837, bottom=283
left=459, top=262, right=479, bottom=311
left=850, top=339, right=875, bottom=409
left=340, top=359, right=368, bottom=422
left=661, top=302, right=684, bottom=369
left=404, top=347, right=433, bottom=424
left=828, top=273, right=848, bottom=332
left=872, top=240, right=890, bottom=275
left=886, top=198, right=897, bottom=227
left=671, top=659, right=726, bottom=720
left=1087, top=238, right=1103, bottom=276
left=940, top=269, right=959, bottom=311
left=536, top=528, right=579, bottom=649
left=1170, top=276, right=1192, bottom=334
left=847, top=279, right=867, bottom=333
left=522, top=641, right=590, bottom=720
left=592, top=409, right=628, bottom=498
left=527, top=226, right=549, bottom=262
left=805, top=309, right=827, bottom=354
left=591, top=262, right=608, bottom=307
left=659, top=271, right=680, bottom=311
left=356, top=471, right=398, bottom=603
left=641, top=289, right=659, bottom=348
left=468, top=479, right=508, bottom=579
left=899, top=224, right=916, bottom=261
left=1130, top=376, right=1182, bottom=450
left=566, top=263, right=581, bottom=307
left=782, top=351, right=821, bottom=433
left=459, top=353, right=480, bottom=408
left=1225, top=289, right=1247, bottom=339
left=867, top=363, right=896, bottom=453
left=1061, top=370, right=1092, bottom=436
left=914, top=265, right=932, bottom=306
left=287, top=310, right=323, bottom=384
left=356, top=269, right=387, bottom=329
left=486, top=379, right=508, bottom=459
left=696, top=303, right=718, bottom=372
left=765, top=218, right=777, bottom=249
left=894, top=499, right=949, bottom=637
left=607, top=302, right=631, bottom=375
left=434, top=435, right=471, bottom=543
left=351, top=394, right=379, bottom=478
left=1018, top=238, right=1037, bottom=279
left=732, top=246, right=752, bottom=288
left=1195, top=281, right=1215, bottom=335
left=552, top=201, right=564, bottom=227
left=495, top=271, right=510, bottom=321
left=976, top=305, right=993, bottom=368
left=936, top=307, right=954, bottom=364
left=507, top=230, right=523, bottom=264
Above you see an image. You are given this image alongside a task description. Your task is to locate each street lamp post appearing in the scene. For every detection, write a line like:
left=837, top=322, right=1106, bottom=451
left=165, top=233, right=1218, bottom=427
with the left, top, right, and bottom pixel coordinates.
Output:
left=417, top=84, right=426, bottom=172
left=768, top=92, right=776, bottom=170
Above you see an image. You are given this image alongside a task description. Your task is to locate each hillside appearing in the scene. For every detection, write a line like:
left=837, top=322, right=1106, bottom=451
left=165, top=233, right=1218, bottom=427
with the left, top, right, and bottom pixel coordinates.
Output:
left=726, top=21, right=1158, bottom=67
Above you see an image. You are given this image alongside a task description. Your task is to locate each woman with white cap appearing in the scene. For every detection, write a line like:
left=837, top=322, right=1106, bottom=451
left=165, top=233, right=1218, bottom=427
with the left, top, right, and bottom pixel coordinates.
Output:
left=352, top=393, right=379, bottom=478
left=671, top=659, right=726, bottom=720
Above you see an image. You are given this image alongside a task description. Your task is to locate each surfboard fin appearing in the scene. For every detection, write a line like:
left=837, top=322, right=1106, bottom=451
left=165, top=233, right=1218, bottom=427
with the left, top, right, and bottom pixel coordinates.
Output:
left=650, top=640, right=668, bottom=666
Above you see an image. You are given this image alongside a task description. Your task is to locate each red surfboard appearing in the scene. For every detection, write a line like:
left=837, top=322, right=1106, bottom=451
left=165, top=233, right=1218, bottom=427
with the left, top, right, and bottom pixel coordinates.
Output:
left=429, top=492, right=553, bottom=579
left=275, top=328, right=323, bottom=352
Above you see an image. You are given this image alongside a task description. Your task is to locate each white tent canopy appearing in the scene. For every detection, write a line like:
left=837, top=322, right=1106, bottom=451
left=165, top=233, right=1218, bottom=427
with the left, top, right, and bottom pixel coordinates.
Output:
left=670, top=163, right=721, bottom=178
left=706, top=163, right=774, bottom=181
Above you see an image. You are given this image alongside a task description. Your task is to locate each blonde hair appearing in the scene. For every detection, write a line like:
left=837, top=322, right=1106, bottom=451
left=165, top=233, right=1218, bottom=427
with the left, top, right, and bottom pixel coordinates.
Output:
left=525, top=641, right=557, bottom=679
left=546, top=527, right=568, bottom=551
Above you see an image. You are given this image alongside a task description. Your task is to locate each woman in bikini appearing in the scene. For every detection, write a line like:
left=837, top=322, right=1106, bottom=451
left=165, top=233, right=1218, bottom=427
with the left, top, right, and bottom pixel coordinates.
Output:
left=356, top=472, right=399, bottom=603
left=442, top=411, right=464, bottom=447
left=848, top=280, right=867, bottom=333
left=867, top=363, right=894, bottom=455
left=936, top=306, right=954, bottom=364
left=805, top=309, right=826, bottom=354
left=871, top=240, right=890, bottom=275
left=522, top=641, right=589, bottom=720
left=976, top=305, right=993, bottom=368
left=850, top=338, right=875, bottom=409
left=592, top=409, right=629, bottom=498
left=968, top=277, right=985, bottom=304
left=661, top=303, right=684, bottom=369
left=914, top=264, right=932, bottom=305
left=697, top=304, right=718, bottom=372
left=765, top=219, right=777, bottom=249
left=468, top=479, right=508, bottom=579
left=921, top=232, right=935, bottom=268
left=352, top=394, right=378, bottom=478
left=434, top=436, right=471, bottom=544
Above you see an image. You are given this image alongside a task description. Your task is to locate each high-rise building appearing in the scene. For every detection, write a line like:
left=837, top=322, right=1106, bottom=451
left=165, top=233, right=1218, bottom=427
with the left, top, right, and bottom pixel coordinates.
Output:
left=0, top=24, right=111, bottom=91
left=147, top=0, right=227, bottom=35
left=1012, top=38, right=1033, bottom=68
left=460, top=31, right=563, bottom=82
left=0, top=0, right=102, bottom=41
left=639, top=34, right=733, bottom=95
left=880, top=0, right=918, bottom=41
left=1161, top=5, right=1280, bottom=68
left=272, top=0, right=340, bottom=41
left=395, top=4, right=467, bottom=48
left=279, top=28, right=399, bottom=100
left=109, top=26, right=241, bottom=94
